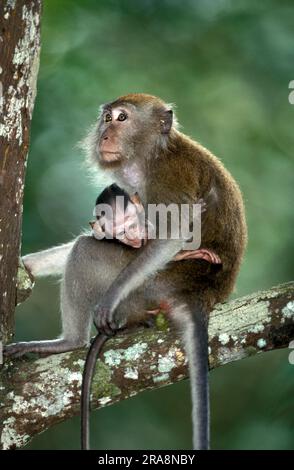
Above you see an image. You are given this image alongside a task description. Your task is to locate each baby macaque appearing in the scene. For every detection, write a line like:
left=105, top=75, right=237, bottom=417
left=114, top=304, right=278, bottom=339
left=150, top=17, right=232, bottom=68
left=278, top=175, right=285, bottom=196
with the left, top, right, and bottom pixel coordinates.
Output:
left=5, top=183, right=221, bottom=359
left=90, top=184, right=148, bottom=249
left=90, top=183, right=221, bottom=265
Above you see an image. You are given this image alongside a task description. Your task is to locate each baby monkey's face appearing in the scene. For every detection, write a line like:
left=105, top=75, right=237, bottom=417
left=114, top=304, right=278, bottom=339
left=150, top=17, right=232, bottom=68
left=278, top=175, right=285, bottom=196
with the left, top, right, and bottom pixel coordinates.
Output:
left=91, top=195, right=150, bottom=248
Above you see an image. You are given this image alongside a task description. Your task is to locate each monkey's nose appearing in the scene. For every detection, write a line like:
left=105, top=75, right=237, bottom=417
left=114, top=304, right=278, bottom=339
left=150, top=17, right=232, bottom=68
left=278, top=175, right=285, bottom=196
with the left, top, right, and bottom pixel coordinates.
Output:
left=103, top=136, right=108, bottom=140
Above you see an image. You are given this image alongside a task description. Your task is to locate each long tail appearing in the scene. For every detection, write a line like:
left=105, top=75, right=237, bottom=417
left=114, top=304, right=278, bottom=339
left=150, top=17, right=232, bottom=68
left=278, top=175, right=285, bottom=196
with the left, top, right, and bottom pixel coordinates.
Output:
left=184, top=307, right=210, bottom=450
left=81, top=333, right=109, bottom=450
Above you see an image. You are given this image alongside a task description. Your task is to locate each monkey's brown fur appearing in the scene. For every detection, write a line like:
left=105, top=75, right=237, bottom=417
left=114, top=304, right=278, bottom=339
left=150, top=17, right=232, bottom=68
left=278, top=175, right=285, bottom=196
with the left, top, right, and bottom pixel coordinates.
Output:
left=146, top=130, right=247, bottom=311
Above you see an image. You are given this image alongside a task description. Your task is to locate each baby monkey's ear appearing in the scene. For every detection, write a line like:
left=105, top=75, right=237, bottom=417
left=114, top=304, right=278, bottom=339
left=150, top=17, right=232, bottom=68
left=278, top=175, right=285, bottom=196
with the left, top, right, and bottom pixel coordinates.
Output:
left=89, top=221, right=95, bottom=229
left=130, top=192, right=144, bottom=213
left=90, top=220, right=105, bottom=240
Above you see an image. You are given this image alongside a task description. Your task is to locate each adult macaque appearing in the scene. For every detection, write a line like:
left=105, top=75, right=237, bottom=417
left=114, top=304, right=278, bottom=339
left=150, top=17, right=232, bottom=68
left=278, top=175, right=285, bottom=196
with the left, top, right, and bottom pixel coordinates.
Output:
left=82, top=95, right=246, bottom=450
left=5, top=94, right=247, bottom=450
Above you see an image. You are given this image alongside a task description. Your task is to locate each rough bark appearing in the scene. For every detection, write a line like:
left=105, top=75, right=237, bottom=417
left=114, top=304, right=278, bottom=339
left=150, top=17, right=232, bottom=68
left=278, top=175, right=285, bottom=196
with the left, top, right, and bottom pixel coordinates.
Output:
left=0, top=281, right=293, bottom=449
left=0, top=0, right=41, bottom=343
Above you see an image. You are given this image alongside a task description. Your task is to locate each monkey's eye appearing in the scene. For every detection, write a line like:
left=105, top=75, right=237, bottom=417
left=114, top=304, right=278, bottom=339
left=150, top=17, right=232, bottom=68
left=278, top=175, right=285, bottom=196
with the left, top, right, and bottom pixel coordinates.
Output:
left=116, top=230, right=125, bottom=238
left=104, top=113, right=112, bottom=122
left=117, top=112, right=127, bottom=122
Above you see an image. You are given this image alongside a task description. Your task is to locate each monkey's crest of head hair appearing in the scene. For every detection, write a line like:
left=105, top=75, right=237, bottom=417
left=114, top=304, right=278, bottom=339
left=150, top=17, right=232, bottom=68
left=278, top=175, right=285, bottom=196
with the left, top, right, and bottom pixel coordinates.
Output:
left=111, top=93, right=179, bottom=128
left=110, top=92, right=165, bottom=106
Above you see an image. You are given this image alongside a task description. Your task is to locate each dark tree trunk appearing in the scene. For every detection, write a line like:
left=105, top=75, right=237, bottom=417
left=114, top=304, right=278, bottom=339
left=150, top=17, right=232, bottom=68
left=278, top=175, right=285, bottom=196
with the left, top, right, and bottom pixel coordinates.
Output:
left=0, top=0, right=42, bottom=344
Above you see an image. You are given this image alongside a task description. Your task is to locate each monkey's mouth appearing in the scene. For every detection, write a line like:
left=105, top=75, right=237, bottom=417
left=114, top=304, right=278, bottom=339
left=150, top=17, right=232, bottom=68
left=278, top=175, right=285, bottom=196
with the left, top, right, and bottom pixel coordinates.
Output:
left=100, top=151, right=122, bottom=163
left=125, top=238, right=143, bottom=249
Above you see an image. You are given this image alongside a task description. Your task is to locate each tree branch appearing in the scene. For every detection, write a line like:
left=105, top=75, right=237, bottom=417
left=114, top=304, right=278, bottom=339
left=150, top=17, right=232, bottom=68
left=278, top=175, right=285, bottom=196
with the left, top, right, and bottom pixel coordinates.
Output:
left=0, top=281, right=293, bottom=449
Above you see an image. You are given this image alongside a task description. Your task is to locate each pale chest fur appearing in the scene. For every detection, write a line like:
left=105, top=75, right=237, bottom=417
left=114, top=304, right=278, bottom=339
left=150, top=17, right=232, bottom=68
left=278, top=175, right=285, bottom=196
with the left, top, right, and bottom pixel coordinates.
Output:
left=113, top=161, right=146, bottom=201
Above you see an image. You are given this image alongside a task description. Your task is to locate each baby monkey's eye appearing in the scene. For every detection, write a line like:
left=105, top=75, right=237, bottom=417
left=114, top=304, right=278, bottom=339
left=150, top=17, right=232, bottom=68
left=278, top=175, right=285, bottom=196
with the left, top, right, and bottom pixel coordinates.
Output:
left=117, top=112, right=127, bottom=122
left=104, top=113, right=112, bottom=122
left=116, top=230, right=125, bottom=238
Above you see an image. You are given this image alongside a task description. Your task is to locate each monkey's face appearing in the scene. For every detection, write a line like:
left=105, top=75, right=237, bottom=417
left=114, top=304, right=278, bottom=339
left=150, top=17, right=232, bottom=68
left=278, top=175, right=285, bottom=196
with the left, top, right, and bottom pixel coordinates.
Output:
left=91, top=199, right=148, bottom=249
left=95, top=95, right=174, bottom=168
left=97, top=105, right=135, bottom=165
left=113, top=202, right=146, bottom=248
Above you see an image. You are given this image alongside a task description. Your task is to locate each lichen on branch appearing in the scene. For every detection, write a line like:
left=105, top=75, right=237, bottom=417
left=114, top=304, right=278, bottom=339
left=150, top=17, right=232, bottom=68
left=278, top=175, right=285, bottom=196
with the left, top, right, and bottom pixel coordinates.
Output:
left=0, top=281, right=293, bottom=450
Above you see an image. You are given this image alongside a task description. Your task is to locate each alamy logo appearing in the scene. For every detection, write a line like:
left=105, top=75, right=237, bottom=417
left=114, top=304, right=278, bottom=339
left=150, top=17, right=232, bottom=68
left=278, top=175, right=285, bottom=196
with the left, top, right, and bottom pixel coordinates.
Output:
left=288, top=80, right=294, bottom=105
left=94, top=198, right=203, bottom=250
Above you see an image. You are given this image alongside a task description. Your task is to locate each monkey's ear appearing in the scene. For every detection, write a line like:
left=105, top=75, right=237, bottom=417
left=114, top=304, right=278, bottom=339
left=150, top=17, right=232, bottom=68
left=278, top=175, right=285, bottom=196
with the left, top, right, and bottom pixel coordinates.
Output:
left=90, top=220, right=103, bottom=234
left=90, top=220, right=105, bottom=240
left=160, top=109, right=173, bottom=134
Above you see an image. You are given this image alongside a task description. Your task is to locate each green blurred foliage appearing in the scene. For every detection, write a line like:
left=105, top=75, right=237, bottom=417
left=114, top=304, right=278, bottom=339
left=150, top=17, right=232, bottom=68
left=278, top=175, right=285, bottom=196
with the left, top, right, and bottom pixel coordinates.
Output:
left=16, top=0, right=294, bottom=449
